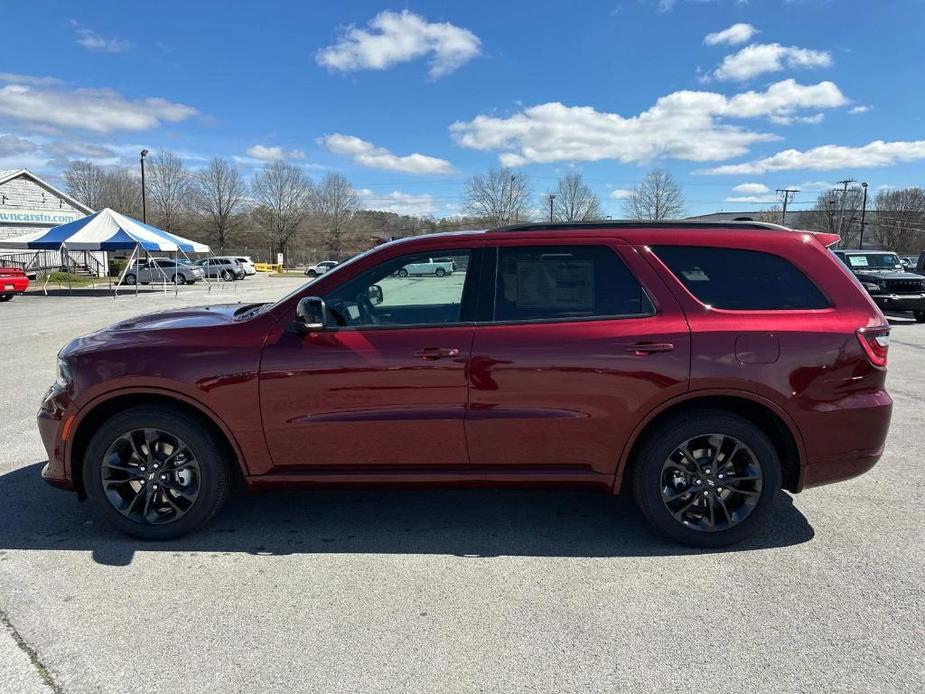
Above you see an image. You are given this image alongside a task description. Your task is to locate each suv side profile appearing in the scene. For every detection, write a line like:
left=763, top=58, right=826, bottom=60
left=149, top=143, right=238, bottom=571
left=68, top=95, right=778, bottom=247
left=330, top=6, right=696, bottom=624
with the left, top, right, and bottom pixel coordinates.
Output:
left=38, top=222, right=892, bottom=546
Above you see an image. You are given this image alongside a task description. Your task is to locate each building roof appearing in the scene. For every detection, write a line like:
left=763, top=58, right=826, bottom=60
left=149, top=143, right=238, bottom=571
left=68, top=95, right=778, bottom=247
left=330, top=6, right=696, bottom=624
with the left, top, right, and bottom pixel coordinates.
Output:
left=0, top=168, right=94, bottom=214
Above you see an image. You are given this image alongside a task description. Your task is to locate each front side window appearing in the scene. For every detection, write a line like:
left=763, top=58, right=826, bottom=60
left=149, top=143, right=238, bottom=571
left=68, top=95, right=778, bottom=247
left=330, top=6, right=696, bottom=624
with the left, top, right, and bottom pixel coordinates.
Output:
left=322, top=249, right=473, bottom=328
left=654, top=246, right=830, bottom=310
left=492, top=245, right=652, bottom=322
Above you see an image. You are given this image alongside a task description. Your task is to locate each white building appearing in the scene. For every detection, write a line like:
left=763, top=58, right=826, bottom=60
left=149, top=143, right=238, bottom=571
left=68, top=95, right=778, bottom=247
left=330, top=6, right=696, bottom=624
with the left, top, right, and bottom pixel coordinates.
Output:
left=0, top=168, right=98, bottom=274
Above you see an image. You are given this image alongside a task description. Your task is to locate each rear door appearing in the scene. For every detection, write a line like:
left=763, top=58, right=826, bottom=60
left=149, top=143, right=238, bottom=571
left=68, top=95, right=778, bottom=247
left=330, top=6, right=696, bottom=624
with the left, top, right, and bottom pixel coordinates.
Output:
left=465, top=238, right=690, bottom=477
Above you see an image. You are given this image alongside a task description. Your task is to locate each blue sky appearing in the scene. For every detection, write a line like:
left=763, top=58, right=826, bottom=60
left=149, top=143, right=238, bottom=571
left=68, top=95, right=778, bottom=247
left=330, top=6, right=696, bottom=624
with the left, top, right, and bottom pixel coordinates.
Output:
left=1, top=0, right=923, bottom=218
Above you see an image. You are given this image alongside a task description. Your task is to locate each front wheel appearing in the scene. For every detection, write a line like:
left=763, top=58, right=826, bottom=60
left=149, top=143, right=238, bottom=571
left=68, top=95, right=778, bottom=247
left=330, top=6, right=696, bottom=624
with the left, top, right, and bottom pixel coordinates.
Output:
left=82, top=406, right=233, bottom=539
left=914, top=310, right=925, bottom=323
left=221, top=269, right=233, bottom=281
left=630, top=410, right=781, bottom=547
left=397, top=268, right=409, bottom=278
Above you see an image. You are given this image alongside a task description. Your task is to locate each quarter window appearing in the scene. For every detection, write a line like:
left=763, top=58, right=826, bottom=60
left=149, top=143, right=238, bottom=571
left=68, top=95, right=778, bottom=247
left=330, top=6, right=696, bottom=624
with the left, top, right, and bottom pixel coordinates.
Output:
left=492, top=245, right=652, bottom=322
left=653, top=246, right=829, bottom=310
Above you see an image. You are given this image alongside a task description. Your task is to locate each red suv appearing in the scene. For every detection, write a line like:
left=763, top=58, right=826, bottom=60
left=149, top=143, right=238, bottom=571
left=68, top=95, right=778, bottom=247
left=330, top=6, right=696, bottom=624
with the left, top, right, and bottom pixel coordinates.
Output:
left=38, top=222, right=892, bottom=546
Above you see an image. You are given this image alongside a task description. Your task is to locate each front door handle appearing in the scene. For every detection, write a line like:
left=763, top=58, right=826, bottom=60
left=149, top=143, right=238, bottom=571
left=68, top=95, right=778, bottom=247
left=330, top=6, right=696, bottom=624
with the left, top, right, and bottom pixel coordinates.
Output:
left=626, top=342, right=674, bottom=355
left=414, top=347, right=461, bottom=360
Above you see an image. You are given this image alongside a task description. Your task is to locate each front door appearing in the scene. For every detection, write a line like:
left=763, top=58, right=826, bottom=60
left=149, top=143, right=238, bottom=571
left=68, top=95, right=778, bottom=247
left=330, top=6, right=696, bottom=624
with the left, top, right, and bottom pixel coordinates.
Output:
left=465, top=240, right=691, bottom=476
left=260, top=247, right=481, bottom=470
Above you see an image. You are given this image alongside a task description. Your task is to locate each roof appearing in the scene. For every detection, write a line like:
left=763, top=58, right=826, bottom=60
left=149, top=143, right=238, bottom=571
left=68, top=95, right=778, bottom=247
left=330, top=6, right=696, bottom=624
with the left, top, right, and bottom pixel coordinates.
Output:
left=491, top=220, right=792, bottom=233
left=0, top=168, right=94, bottom=214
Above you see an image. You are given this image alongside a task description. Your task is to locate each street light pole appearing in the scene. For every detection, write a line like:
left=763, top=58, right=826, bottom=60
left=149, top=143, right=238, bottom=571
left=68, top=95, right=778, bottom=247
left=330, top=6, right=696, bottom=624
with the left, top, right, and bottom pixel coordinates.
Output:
left=140, top=149, right=149, bottom=223
left=548, top=194, right=556, bottom=222
left=858, top=182, right=868, bottom=249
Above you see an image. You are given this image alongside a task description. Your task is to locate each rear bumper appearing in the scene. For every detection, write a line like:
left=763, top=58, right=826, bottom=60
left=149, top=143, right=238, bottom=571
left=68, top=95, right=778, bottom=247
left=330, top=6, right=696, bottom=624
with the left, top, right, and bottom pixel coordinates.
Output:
left=1, top=279, right=29, bottom=293
left=870, top=293, right=925, bottom=312
left=796, top=389, right=892, bottom=491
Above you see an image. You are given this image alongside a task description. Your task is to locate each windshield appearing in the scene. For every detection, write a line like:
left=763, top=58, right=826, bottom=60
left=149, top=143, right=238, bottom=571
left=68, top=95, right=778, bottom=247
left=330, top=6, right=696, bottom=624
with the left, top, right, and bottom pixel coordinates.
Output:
left=846, top=253, right=901, bottom=270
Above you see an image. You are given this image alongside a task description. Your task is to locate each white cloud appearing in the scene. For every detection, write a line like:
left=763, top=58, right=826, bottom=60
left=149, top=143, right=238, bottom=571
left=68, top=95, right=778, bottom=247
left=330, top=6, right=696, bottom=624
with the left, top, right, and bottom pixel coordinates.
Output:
left=725, top=194, right=779, bottom=203
left=768, top=112, right=825, bottom=126
left=609, top=188, right=634, bottom=200
left=788, top=180, right=833, bottom=192
left=0, top=73, right=62, bottom=86
left=705, top=23, right=758, bottom=46
left=0, top=79, right=197, bottom=134
left=732, top=182, right=770, bottom=194
left=245, top=145, right=306, bottom=161
left=316, top=10, right=481, bottom=79
left=357, top=188, right=437, bottom=217
left=0, top=134, right=38, bottom=157
left=849, top=105, right=871, bottom=114
left=712, top=43, right=832, bottom=81
left=319, top=134, right=454, bottom=174
left=43, top=140, right=117, bottom=159
left=451, top=79, right=846, bottom=167
left=701, top=140, right=925, bottom=175
left=70, top=20, right=132, bottom=53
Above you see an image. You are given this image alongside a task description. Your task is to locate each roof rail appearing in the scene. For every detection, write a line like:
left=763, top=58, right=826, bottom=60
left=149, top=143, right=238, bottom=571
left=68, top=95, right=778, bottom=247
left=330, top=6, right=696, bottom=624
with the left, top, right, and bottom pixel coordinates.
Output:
left=490, top=220, right=793, bottom=232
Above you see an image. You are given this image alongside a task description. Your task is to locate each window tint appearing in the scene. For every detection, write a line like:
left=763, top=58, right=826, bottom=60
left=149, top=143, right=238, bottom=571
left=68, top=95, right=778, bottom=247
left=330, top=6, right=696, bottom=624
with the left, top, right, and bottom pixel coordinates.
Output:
left=654, top=246, right=829, bottom=310
left=323, top=249, right=472, bottom=328
left=492, top=245, right=651, bottom=322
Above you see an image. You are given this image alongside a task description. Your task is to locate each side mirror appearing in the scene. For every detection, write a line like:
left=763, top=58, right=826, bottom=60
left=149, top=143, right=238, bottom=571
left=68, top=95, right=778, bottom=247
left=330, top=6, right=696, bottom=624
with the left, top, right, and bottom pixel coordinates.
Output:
left=368, top=284, right=384, bottom=306
left=294, top=296, right=327, bottom=334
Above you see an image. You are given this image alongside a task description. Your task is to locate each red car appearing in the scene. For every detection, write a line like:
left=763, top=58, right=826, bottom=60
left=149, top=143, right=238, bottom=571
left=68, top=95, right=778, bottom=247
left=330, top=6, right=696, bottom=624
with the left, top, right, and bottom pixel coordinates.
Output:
left=0, top=266, right=29, bottom=301
left=38, top=222, right=892, bottom=545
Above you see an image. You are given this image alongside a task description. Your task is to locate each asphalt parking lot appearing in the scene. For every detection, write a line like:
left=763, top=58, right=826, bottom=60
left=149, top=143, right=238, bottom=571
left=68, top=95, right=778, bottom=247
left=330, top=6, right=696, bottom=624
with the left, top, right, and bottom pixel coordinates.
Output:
left=1, top=274, right=923, bottom=693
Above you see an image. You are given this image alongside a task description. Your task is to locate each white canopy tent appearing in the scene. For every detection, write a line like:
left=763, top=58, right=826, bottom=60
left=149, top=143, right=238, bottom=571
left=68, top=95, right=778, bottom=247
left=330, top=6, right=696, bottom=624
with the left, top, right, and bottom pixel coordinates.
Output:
left=0, top=208, right=213, bottom=295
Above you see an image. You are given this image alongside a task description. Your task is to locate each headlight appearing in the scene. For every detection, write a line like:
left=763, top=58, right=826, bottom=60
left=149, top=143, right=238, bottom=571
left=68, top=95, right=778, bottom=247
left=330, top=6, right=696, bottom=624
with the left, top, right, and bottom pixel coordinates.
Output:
left=56, top=357, right=72, bottom=388
left=862, top=282, right=881, bottom=292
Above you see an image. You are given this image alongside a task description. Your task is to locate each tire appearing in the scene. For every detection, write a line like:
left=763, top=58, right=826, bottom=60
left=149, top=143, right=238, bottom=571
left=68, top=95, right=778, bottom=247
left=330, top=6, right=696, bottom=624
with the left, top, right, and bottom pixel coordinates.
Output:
left=306, top=270, right=317, bottom=278
left=914, top=311, right=925, bottom=323
left=630, top=409, right=781, bottom=547
left=0, top=294, right=12, bottom=302
left=221, top=269, right=233, bottom=281
left=397, top=268, right=409, bottom=278
left=172, top=273, right=186, bottom=285
left=82, top=405, right=233, bottom=540
left=123, top=273, right=136, bottom=286
left=435, top=267, right=447, bottom=277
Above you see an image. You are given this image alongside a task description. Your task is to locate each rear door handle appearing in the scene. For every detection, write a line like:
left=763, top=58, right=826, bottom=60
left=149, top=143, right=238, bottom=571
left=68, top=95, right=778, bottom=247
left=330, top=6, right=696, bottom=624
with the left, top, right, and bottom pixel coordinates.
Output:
left=414, top=347, right=461, bottom=360
left=626, top=342, right=674, bottom=355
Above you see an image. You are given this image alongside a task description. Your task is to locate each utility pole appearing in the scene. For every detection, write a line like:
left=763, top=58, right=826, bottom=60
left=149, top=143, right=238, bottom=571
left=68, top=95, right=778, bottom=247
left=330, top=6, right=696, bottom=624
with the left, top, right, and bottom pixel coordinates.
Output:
left=835, top=178, right=856, bottom=234
left=140, top=149, right=149, bottom=223
left=548, top=194, right=556, bottom=223
left=776, top=188, right=799, bottom=225
left=858, top=182, right=868, bottom=249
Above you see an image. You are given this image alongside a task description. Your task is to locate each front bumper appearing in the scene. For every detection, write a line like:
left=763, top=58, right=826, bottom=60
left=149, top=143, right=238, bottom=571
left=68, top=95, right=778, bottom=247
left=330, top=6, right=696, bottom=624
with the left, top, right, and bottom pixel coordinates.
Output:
left=37, top=385, right=73, bottom=491
left=870, top=292, right=925, bottom=312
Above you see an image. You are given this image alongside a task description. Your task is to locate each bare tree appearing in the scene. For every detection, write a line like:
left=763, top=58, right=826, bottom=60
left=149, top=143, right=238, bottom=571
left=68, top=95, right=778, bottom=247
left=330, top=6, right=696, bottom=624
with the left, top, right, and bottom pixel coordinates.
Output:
left=752, top=206, right=784, bottom=224
left=63, top=161, right=106, bottom=210
left=146, top=150, right=190, bottom=232
left=623, top=169, right=686, bottom=220
left=464, top=168, right=532, bottom=226
left=548, top=173, right=601, bottom=222
left=192, top=158, right=248, bottom=253
left=251, top=161, right=314, bottom=263
left=802, top=188, right=865, bottom=247
left=874, top=187, right=925, bottom=254
left=312, top=173, right=358, bottom=258
left=101, top=168, right=142, bottom=218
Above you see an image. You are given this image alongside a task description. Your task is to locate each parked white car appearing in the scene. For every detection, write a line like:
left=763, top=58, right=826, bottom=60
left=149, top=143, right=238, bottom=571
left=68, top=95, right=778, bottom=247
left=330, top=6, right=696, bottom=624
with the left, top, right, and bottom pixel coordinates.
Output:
left=397, top=258, right=454, bottom=277
left=214, top=255, right=256, bottom=275
left=305, top=260, right=339, bottom=278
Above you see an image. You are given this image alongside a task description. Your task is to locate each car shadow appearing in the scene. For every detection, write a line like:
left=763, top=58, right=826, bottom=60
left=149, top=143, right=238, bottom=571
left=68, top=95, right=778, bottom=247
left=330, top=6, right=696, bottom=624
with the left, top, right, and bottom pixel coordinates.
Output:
left=0, top=463, right=814, bottom=567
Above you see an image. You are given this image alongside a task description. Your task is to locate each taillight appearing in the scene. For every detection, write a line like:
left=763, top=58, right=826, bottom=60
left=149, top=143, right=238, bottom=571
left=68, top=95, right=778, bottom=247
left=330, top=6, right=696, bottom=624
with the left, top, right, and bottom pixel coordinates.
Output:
left=856, top=326, right=890, bottom=367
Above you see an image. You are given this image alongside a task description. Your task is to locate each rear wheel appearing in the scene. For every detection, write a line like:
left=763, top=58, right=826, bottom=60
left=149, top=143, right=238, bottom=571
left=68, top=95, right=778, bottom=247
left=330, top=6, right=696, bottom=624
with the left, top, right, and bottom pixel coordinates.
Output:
left=435, top=267, right=447, bottom=277
left=914, top=310, right=925, bottom=323
left=630, top=410, right=781, bottom=547
left=82, top=406, right=233, bottom=539
left=0, top=294, right=12, bottom=302
left=123, top=273, right=136, bottom=286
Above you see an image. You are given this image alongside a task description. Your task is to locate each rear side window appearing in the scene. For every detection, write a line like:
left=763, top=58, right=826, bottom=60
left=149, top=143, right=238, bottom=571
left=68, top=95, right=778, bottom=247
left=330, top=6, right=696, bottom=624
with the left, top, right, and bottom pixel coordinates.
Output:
left=654, top=246, right=829, bottom=310
left=493, top=245, right=652, bottom=322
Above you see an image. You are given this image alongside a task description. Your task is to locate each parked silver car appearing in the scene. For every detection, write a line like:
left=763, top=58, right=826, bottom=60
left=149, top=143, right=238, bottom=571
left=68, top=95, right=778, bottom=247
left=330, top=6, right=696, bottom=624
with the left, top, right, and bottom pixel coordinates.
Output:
left=122, top=258, right=205, bottom=285
left=214, top=255, right=256, bottom=275
left=197, top=258, right=246, bottom=280
left=305, top=260, right=338, bottom=278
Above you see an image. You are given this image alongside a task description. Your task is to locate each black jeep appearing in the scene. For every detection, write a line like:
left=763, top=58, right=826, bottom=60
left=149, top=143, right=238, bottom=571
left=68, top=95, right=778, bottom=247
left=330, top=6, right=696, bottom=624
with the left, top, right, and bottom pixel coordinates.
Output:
left=834, top=250, right=925, bottom=322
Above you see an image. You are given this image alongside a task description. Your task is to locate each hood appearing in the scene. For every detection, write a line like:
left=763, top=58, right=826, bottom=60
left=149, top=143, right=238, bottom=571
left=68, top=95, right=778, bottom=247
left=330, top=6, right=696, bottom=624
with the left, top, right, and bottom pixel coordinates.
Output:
left=853, top=269, right=924, bottom=281
left=107, top=304, right=243, bottom=331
